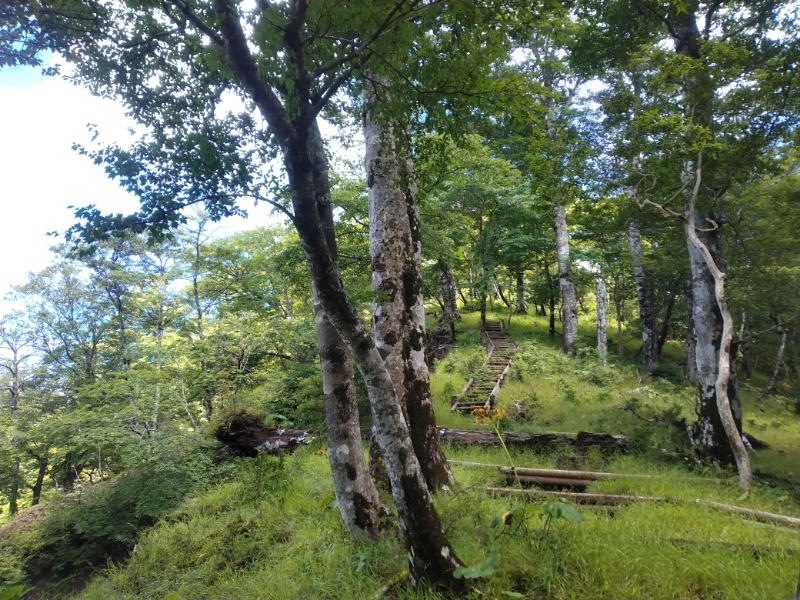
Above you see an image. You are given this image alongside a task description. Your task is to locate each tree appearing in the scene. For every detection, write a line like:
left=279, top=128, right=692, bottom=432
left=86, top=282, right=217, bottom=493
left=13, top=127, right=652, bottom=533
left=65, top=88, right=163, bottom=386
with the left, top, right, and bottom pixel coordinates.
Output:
left=364, top=78, right=452, bottom=491
left=0, top=317, right=35, bottom=515
left=32, top=0, right=536, bottom=586
left=572, top=0, right=800, bottom=486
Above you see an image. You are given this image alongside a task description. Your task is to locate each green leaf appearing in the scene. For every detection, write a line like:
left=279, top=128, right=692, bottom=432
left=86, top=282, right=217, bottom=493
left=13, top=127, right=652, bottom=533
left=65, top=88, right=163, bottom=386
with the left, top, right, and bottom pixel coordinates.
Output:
left=542, top=499, right=584, bottom=522
left=355, top=553, right=368, bottom=573
left=453, top=550, right=498, bottom=580
left=501, top=592, right=525, bottom=598
left=0, top=586, right=32, bottom=600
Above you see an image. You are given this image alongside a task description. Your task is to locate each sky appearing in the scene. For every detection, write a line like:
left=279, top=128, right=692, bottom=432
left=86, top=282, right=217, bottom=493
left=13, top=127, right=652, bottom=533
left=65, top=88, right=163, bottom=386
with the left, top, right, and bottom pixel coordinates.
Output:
left=0, top=63, right=302, bottom=310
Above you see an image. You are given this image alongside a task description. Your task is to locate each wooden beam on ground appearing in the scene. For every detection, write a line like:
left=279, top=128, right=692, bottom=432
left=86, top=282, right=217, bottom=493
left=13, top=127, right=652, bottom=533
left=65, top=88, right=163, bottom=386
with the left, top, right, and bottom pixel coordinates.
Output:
left=484, top=487, right=800, bottom=527
left=439, top=428, right=628, bottom=452
left=664, top=537, right=800, bottom=556
left=485, top=486, right=664, bottom=505
left=448, top=460, right=728, bottom=483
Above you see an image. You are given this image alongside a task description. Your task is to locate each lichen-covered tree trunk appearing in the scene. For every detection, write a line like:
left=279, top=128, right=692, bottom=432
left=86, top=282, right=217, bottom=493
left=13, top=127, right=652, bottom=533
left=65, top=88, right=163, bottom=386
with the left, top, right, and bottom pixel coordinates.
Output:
left=686, top=292, right=698, bottom=383
left=364, top=82, right=453, bottom=491
left=628, top=221, right=658, bottom=371
left=553, top=202, right=578, bottom=354
left=283, top=135, right=462, bottom=588
left=596, top=278, right=608, bottom=366
left=308, top=124, right=388, bottom=538
left=686, top=216, right=748, bottom=486
left=314, top=283, right=388, bottom=538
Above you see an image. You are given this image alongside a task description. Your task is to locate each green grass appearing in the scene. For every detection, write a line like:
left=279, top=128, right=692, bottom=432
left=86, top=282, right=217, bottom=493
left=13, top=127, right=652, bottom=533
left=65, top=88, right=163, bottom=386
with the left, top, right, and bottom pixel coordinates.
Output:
left=5, top=308, right=799, bottom=599
left=70, top=444, right=799, bottom=600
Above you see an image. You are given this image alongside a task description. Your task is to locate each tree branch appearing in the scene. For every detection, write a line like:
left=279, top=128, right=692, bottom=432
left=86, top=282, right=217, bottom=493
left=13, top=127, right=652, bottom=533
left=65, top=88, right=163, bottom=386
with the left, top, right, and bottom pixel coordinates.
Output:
left=211, top=0, right=295, bottom=146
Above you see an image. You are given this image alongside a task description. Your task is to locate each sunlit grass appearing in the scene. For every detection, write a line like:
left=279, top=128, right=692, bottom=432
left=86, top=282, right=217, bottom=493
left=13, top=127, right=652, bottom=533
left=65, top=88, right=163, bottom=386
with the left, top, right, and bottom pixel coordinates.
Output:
left=74, top=443, right=800, bottom=600
left=16, top=307, right=800, bottom=599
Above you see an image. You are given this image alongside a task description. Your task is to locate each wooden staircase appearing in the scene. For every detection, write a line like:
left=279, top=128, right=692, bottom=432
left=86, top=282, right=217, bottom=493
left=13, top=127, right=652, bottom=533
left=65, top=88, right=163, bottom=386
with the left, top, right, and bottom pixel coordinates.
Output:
left=451, top=320, right=516, bottom=413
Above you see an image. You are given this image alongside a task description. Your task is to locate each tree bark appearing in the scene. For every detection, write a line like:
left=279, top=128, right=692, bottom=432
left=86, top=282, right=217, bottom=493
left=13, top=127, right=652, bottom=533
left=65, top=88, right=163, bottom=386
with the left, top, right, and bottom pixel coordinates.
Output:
left=686, top=292, right=698, bottom=383
left=308, top=122, right=388, bottom=538
left=542, top=255, right=557, bottom=337
left=613, top=278, right=625, bottom=358
left=495, top=280, right=511, bottom=308
left=552, top=202, right=578, bottom=354
left=685, top=195, right=751, bottom=488
left=285, top=131, right=462, bottom=587
left=8, top=459, right=20, bottom=516
left=596, top=278, right=608, bottom=366
left=29, top=457, right=48, bottom=506
left=438, top=262, right=460, bottom=340
left=515, top=270, right=527, bottom=314
left=364, top=81, right=453, bottom=491
left=628, top=221, right=658, bottom=371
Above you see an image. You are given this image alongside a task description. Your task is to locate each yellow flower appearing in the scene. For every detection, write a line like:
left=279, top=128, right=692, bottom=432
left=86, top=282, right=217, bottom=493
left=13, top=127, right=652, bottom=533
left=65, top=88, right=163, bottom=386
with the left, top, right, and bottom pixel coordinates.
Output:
left=314, top=448, right=326, bottom=456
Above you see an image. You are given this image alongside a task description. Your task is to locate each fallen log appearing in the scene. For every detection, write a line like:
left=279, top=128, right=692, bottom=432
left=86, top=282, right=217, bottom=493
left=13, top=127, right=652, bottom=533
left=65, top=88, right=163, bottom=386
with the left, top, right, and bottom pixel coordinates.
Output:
left=439, top=428, right=628, bottom=453
left=448, top=460, right=727, bottom=484
left=664, top=537, right=800, bottom=556
left=485, top=487, right=664, bottom=505
left=485, top=487, right=800, bottom=527
left=215, top=412, right=310, bottom=456
left=513, top=474, right=590, bottom=488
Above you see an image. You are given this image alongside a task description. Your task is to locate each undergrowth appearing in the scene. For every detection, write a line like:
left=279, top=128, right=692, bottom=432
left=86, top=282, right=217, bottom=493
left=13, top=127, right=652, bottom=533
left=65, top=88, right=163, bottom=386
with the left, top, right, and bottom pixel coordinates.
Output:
left=2, top=309, right=798, bottom=599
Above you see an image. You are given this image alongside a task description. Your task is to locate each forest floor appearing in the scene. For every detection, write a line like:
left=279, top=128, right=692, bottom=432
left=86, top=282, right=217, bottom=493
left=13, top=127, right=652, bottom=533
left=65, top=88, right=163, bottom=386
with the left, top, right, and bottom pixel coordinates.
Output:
left=3, top=309, right=799, bottom=599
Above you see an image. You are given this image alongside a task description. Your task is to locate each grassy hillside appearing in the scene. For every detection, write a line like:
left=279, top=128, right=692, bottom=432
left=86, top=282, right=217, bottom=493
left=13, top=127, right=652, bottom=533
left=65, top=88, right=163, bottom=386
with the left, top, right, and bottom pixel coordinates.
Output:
left=3, top=310, right=799, bottom=599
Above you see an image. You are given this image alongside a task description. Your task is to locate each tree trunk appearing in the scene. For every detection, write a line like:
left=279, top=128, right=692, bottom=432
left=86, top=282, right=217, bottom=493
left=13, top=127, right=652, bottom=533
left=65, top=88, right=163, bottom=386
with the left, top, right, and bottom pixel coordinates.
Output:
left=686, top=292, right=698, bottom=383
left=210, top=5, right=462, bottom=587
left=656, top=291, right=676, bottom=357
left=315, top=284, right=388, bottom=538
left=552, top=202, right=578, bottom=354
left=8, top=459, right=20, bottom=516
left=438, top=262, right=460, bottom=341
left=613, top=280, right=625, bottom=358
left=308, top=123, right=388, bottom=538
left=364, top=82, right=453, bottom=491
left=457, top=284, right=469, bottom=307
left=284, top=133, right=462, bottom=587
left=495, top=280, right=511, bottom=308
left=685, top=201, right=751, bottom=488
left=542, top=255, right=557, bottom=337
left=515, top=270, right=527, bottom=314
left=30, top=456, right=48, bottom=506
left=757, top=317, right=787, bottom=402
left=628, top=221, right=658, bottom=371
left=596, top=278, right=608, bottom=366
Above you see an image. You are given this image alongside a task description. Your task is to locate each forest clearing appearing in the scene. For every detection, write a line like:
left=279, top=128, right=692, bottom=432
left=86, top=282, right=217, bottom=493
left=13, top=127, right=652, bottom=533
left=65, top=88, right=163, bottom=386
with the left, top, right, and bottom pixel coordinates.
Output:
left=2, top=1, right=800, bottom=598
